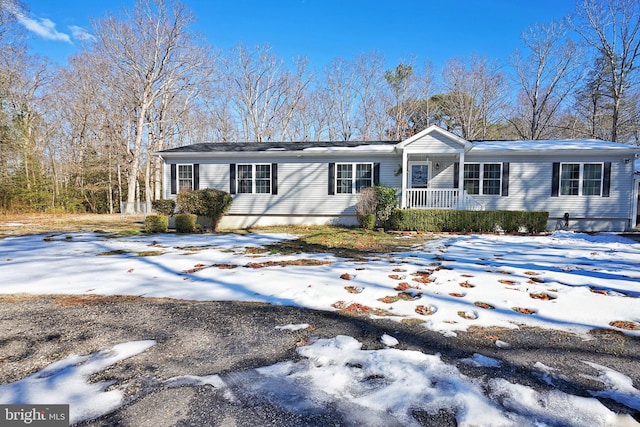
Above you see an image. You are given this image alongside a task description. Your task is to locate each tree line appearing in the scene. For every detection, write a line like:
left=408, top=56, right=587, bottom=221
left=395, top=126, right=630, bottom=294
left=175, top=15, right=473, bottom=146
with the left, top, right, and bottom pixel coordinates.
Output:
left=0, top=0, right=638, bottom=214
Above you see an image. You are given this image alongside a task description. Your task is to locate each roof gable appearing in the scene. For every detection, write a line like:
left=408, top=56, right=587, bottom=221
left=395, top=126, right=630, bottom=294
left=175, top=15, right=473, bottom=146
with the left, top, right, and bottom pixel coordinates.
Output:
left=395, top=125, right=472, bottom=152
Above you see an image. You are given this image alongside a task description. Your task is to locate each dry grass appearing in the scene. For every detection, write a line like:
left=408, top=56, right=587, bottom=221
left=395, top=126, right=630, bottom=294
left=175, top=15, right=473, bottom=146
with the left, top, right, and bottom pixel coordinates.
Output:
left=0, top=213, right=146, bottom=236
left=0, top=215, right=434, bottom=259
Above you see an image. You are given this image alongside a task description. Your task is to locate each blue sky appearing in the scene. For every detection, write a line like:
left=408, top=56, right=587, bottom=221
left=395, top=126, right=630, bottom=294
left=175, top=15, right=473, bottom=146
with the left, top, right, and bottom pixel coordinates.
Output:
left=14, top=0, right=579, bottom=70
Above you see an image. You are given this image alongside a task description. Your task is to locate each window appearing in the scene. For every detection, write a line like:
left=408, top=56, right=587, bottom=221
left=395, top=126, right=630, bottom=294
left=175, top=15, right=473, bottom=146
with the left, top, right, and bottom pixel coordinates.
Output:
left=463, top=164, right=480, bottom=195
left=255, top=164, right=271, bottom=194
left=178, top=164, right=193, bottom=191
left=464, top=163, right=501, bottom=195
left=336, top=164, right=353, bottom=194
left=482, top=163, right=502, bottom=195
left=170, top=164, right=199, bottom=194
left=236, top=164, right=273, bottom=194
left=336, top=163, right=373, bottom=194
left=355, top=164, right=373, bottom=193
left=583, top=163, right=603, bottom=196
left=237, top=165, right=253, bottom=193
left=560, top=163, right=602, bottom=196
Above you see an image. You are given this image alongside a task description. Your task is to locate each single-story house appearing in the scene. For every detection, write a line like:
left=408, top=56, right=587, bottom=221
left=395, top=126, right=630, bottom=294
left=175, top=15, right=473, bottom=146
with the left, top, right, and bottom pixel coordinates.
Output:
left=156, top=125, right=640, bottom=232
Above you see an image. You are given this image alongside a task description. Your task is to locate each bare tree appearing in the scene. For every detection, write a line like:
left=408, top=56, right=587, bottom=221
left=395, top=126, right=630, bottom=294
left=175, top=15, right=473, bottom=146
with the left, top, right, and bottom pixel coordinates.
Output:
left=441, top=55, right=508, bottom=139
left=91, top=0, right=205, bottom=213
left=354, top=52, right=388, bottom=140
left=323, top=57, right=358, bottom=140
left=222, top=44, right=310, bottom=142
left=510, top=21, right=582, bottom=140
left=570, top=0, right=640, bottom=142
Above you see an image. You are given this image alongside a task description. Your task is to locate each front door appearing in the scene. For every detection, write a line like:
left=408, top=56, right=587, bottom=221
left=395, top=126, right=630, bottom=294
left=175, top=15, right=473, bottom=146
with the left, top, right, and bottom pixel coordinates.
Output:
left=409, top=162, right=430, bottom=188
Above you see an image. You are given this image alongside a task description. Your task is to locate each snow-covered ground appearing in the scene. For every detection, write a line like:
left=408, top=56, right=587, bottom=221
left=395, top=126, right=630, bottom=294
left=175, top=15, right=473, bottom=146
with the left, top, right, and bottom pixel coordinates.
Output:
left=1, top=230, right=639, bottom=425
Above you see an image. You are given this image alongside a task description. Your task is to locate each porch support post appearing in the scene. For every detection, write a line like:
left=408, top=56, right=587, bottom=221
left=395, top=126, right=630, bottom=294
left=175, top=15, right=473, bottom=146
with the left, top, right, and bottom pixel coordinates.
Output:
left=631, top=178, right=639, bottom=229
left=458, top=151, right=466, bottom=209
left=401, top=150, right=408, bottom=208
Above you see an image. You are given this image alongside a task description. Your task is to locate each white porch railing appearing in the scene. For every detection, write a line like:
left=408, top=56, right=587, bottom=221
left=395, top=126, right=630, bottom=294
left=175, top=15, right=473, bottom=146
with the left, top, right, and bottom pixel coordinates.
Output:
left=404, top=189, right=484, bottom=211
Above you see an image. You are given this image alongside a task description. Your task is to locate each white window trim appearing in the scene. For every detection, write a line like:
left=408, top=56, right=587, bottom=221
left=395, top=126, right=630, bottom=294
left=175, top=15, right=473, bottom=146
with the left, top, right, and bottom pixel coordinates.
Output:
left=177, top=164, right=194, bottom=192
left=237, top=163, right=272, bottom=194
left=464, top=163, right=502, bottom=196
left=335, top=162, right=373, bottom=194
left=559, top=162, right=603, bottom=196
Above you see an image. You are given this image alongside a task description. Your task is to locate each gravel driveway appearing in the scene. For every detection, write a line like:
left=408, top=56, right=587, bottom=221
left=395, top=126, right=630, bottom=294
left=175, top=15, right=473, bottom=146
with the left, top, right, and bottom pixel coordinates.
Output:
left=1, top=294, right=639, bottom=426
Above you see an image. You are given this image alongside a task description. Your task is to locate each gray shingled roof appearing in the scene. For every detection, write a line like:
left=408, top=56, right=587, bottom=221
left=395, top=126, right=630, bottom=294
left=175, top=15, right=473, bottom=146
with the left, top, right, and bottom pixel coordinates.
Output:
left=158, top=140, right=399, bottom=153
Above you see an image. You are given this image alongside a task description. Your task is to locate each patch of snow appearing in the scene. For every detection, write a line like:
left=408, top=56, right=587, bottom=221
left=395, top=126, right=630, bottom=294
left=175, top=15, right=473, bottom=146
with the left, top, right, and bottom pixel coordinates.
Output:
left=583, top=361, right=640, bottom=411
left=1, top=230, right=640, bottom=423
left=461, top=353, right=502, bottom=368
left=472, top=139, right=638, bottom=152
left=0, top=340, right=156, bottom=424
left=302, top=145, right=396, bottom=153
left=1, top=231, right=639, bottom=338
left=275, top=323, right=310, bottom=331
left=224, top=336, right=634, bottom=426
left=380, top=333, right=399, bottom=347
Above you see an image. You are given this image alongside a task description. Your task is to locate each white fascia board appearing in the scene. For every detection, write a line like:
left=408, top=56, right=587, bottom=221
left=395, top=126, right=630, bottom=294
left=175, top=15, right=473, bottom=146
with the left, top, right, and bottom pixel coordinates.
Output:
left=155, top=146, right=396, bottom=160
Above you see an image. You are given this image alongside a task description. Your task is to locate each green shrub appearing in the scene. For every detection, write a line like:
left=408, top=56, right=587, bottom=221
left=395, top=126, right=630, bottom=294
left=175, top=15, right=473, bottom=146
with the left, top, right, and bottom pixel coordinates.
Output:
left=362, top=213, right=376, bottom=230
left=389, top=209, right=549, bottom=233
left=177, top=189, right=233, bottom=231
left=144, top=215, right=168, bottom=233
left=373, top=186, right=398, bottom=227
left=152, top=199, right=176, bottom=216
left=175, top=213, right=197, bottom=233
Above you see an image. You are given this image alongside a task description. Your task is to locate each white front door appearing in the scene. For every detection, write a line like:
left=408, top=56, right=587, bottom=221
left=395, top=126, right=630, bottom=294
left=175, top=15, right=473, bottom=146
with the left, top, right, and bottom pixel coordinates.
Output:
left=409, top=161, right=430, bottom=188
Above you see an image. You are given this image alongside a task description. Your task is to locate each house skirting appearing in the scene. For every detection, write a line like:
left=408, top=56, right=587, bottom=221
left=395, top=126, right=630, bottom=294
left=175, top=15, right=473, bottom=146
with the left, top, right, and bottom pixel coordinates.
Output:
left=548, top=217, right=630, bottom=232
left=218, top=214, right=359, bottom=229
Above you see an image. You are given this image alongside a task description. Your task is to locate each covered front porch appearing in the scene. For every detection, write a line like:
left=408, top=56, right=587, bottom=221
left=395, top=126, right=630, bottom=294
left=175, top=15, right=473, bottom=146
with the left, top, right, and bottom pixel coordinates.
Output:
left=397, top=126, right=483, bottom=211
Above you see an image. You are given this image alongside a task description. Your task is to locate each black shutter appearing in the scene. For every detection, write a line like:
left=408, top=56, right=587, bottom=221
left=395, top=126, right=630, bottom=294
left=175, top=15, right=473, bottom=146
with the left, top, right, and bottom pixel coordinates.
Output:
left=193, top=164, right=200, bottom=190
left=271, top=163, right=278, bottom=195
left=170, top=164, right=177, bottom=195
left=229, top=164, right=236, bottom=194
left=373, top=163, right=380, bottom=186
left=453, top=162, right=459, bottom=189
left=328, top=163, right=335, bottom=195
left=551, top=163, right=560, bottom=197
left=501, top=162, right=509, bottom=197
left=602, top=162, right=611, bottom=197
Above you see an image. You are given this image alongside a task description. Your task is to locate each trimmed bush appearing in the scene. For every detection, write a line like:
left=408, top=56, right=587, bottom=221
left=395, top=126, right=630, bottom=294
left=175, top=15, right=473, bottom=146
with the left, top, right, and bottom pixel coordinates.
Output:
left=389, top=209, right=549, bottom=233
left=177, top=189, right=233, bottom=231
left=373, top=186, right=398, bottom=227
left=144, top=215, right=168, bottom=233
left=152, top=199, right=176, bottom=216
left=362, top=213, right=376, bottom=230
left=175, top=213, right=197, bottom=233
